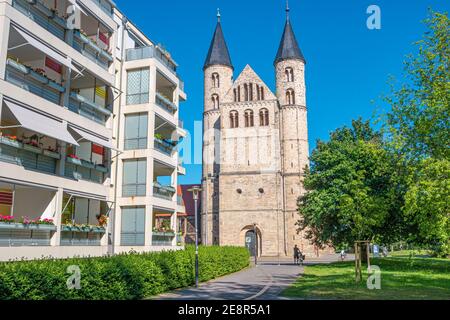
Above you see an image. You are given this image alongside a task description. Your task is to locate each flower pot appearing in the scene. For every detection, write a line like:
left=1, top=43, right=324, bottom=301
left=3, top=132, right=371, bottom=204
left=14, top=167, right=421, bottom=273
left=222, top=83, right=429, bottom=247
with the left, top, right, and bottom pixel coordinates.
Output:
left=43, top=150, right=61, bottom=159
left=47, top=80, right=65, bottom=93
left=7, top=59, right=29, bottom=75
left=81, top=159, right=95, bottom=169
left=23, top=144, right=42, bottom=154
left=29, top=70, right=49, bottom=84
left=91, top=227, right=106, bottom=234
left=0, top=222, right=18, bottom=230
left=66, top=156, right=82, bottom=166
left=0, top=136, right=23, bottom=149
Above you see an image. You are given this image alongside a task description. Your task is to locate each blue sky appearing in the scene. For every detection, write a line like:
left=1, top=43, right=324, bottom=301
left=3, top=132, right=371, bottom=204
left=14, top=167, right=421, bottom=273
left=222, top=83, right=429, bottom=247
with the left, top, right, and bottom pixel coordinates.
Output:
left=116, top=0, right=449, bottom=184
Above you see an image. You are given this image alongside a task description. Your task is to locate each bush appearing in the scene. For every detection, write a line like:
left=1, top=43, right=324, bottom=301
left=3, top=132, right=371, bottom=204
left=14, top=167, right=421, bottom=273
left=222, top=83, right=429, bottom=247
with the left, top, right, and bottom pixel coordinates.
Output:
left=0, top=246, right=249, bottom=300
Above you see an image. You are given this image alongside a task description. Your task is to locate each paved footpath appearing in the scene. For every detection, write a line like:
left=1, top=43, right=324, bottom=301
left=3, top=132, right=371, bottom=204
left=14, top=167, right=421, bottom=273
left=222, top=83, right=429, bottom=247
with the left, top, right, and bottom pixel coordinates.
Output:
left=154, top=254, right=347, bottom=300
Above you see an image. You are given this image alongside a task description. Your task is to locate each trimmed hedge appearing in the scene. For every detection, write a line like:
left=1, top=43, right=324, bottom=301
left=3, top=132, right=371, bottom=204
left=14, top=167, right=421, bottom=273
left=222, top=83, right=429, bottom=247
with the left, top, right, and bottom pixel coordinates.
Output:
left=0, top=245, right=249, bottom=300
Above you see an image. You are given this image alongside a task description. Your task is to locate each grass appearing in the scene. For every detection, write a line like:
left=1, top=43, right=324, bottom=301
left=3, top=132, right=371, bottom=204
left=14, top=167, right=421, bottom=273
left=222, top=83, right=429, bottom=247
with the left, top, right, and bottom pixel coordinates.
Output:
left=282, top=253, right=450, bottom=300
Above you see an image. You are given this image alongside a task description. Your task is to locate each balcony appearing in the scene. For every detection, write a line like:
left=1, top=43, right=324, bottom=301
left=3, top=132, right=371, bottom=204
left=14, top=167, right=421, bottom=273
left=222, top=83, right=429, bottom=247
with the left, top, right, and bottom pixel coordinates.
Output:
left=72, top=29, right=113, bottom=70
left=5, top=58, right=64, bottom=106
left=12, top=0, right=66, bottom=41
left=155, top=92, right=177, bottom=114
left=91, top=0, right=114, bottom=17
left=126, top=46, right=178, bottom=76
left=64, top=155, right=107, bottom=184
left=152, top=210, right=175, bottom=246
left=153, top=182, right=176, bottom=200
left=69, top=92, right=112, bottom=125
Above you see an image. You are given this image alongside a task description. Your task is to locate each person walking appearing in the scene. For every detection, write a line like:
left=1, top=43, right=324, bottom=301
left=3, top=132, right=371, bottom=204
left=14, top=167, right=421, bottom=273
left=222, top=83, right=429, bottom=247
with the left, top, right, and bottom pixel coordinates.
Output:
left=294, top=245, right=301, bottom=265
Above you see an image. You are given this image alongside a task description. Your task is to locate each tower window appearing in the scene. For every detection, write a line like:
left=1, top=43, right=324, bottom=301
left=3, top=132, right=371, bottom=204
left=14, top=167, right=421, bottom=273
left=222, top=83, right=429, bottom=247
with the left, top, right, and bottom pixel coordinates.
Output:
left=237, top=86, right=241, bottom=102
left=233, top=88, right=237, bottom=102
left=212, top=73, right=220, bottom=88
left=260, top=87, right=264, bottom=100
left=256, top=84, right=260, bottom=100
left=249, top=83, right=253, bottom=101
left=212, top=94, right=219, bottom=109
left=244, top=109, right=254, bottom=127
left=286, top=89, right=295, bottom=105
left=259, top=108, right=269, bottom=126
left=285, top=67, right=294, bottom=82
left=230, top=110, right=239, bottom=128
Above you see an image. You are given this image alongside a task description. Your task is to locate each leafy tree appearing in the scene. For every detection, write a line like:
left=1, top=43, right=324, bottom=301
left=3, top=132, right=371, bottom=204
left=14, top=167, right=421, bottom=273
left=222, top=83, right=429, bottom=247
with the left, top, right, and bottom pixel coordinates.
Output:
left=384, top=10, right=450, bottom=257
left=297, top=119, right=404, bottom=249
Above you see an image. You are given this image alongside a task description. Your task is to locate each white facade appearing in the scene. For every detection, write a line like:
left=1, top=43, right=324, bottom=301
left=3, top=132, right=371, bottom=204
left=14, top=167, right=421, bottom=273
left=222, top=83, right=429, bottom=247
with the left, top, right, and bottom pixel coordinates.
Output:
left=0, top=0, right=186, bottom=261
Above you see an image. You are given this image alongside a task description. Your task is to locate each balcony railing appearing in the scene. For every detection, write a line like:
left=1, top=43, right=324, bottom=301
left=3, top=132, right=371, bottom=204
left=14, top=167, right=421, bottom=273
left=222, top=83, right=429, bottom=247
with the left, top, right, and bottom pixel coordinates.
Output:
left=152, top=232, right=175, bottom=246
left=64, top=157, right=106, bottom=184
left=0, top=223, right=56, bottom=247
left=155, top=92, right=177, bottom=114
left=60, top=231, right=103, bottom=246
left=72, top=30, right=113, bottom=70
left=13, top=0, right=66, bottom=40
left=5, top=59, right=64, bottom=106
left=154, top=138, right=174, bottom=156
left=0, top=137, right=58, bottom=175
left=153, top=183, right=176, bottom=200
left=69, top=92, right=111, bottom=125
left=126, top=46, right=178, bottom=76
left=92, top=0, right=114, bottom=17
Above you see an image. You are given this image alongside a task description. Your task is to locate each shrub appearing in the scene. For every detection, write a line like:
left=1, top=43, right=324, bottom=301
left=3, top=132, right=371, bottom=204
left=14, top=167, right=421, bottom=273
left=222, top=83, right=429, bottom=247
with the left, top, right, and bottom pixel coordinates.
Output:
left=0, top=246, right=249, bottom=300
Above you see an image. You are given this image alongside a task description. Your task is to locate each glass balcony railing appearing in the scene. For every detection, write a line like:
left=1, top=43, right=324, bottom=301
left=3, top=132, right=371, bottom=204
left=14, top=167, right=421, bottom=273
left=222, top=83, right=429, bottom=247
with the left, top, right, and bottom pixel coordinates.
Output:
left=92, top=0, right=114, bottom=17
left=5, top=59, right=64, bottom=106
left=12, top=0, right=66, bottom=40
left=126, top=46, right=178, bottom=76
left=72, top=30, right=113, bottom=70
left=155, top=92, right=178, bottom=114
left=68, top=92, right=111, bottom=125
left=60, top=232, right=103, bottom=246
left=64, top=160, right=105, bottom=184
left=152, top=233, right=174, bottom=246
left=154, top=138, right=174, bottom=156
left=153, top=183, right=176, bottom=200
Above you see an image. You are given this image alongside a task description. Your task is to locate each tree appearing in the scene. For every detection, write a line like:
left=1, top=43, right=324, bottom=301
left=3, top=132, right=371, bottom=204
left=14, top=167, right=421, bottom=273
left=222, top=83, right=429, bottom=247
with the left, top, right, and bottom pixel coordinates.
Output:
left=297, top=119, right=404, bottom=249
left=384, top=10, right=450, bottom=257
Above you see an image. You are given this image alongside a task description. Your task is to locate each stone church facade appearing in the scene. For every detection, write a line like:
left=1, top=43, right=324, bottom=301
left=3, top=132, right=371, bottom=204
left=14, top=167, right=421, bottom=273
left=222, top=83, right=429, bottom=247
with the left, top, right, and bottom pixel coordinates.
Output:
left=201, top=7, right=328, bottom=257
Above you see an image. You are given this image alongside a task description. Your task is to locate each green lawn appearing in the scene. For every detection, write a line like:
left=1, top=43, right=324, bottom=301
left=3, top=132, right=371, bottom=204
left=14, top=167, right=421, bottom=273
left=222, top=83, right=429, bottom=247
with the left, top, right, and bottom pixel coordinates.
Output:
left=282, top=253, right=450, bottom=300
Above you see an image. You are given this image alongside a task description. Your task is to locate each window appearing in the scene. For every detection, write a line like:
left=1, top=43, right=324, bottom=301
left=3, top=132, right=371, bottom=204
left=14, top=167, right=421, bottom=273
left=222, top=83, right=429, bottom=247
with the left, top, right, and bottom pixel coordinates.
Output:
left=245, top=109, right=254, bottom=127
left=122, top=159, right=147, bottom=197
left=126, top=68, right=150, bottom=105
left=256, top=85, right=260, bottom=100
left=260, top=87, right=265, bottom=100
left=286, top=89, right=295, bottom=105
left=286, top=67, right=294, bottom=82
left=124, top=113, right=148, bottom=150
left=234, top=88, right=237, bottom=102
left=237, top=86, right=241, bottom=102
left=244, top=84, right=249, bottom=101
left=249, top=83, right=253, bottom=101
left=212, top=73, right=220, bottom=88
left=230, top=110, right=239, bottom=128
left=212, top=94, right=219, bottom=109
left=259, top=108, right=269, bottom=126
left=121, top=207, right=145, bottom=246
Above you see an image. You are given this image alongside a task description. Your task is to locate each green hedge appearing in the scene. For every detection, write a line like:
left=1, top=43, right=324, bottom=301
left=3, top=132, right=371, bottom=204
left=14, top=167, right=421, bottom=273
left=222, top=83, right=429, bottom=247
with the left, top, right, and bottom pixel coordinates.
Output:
left=0, top=245, right=249, bottom=300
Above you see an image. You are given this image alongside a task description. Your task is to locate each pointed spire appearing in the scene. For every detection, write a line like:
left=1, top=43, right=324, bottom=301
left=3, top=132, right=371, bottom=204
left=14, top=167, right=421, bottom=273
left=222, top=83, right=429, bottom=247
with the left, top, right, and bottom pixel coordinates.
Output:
left=274, top=2, right=306, bottom=65
left=204, top=9, right=233, bottom=70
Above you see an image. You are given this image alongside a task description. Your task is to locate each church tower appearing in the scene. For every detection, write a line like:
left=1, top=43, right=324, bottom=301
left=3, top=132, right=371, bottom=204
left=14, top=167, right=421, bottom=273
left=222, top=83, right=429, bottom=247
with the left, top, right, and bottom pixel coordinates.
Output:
left=202, top=10, right=233, bottom=245
left=274, top=3, right=311, bottom=254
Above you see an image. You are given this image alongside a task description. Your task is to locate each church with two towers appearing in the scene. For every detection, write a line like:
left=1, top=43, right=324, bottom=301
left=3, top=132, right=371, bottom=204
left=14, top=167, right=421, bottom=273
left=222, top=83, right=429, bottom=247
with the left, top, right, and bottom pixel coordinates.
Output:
left=201, top=5, right=328, bottom=257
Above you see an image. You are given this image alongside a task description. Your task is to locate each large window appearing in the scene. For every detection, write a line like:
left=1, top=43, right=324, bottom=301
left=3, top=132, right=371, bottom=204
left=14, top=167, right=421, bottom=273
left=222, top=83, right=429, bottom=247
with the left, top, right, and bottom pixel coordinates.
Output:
left=122, top=159, right=147, bottom=197
left=126, top=68, right=150, bottom=105
left=124, top=113, right=148, bottom=150
left=245, top=109, right=254, bottom=127
left=230, top=110, right=239, bottom=128
left=121, top=207, right=145, bottom=246
left=260, top=108, right=269, bottom=126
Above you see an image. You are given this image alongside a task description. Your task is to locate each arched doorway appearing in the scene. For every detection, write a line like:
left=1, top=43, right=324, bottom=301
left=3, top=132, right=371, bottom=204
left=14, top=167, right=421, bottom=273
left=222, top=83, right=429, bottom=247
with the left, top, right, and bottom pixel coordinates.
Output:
left=245, top=230, right=258, bottom=257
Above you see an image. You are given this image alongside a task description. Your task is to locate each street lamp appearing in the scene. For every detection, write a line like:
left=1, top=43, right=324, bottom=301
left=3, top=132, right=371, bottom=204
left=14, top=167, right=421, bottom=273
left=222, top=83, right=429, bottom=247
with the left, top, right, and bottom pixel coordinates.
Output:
left=203, top=173, right=216, bottom=246
left=253, top=223, right=257, bottom=266
left=188, top=186, right=202, bottom=288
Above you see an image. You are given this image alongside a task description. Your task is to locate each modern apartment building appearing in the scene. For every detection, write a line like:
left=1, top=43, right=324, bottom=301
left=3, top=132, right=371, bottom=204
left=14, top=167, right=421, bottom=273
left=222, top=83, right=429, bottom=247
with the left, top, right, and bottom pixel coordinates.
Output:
left=0, top=0, right=186, bottom=261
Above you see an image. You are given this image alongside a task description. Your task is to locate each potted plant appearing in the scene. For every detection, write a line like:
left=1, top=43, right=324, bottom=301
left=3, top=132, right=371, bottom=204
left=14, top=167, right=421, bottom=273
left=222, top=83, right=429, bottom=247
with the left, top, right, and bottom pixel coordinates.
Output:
left=23, top=138, right=42, bottom=154
left=0, top=134, right=22, bottom=148
left=43, top=146, right=61, bottom=159
left=29, top=67, right=49, bottom=84
left=67, top=154, right=82, bottom=165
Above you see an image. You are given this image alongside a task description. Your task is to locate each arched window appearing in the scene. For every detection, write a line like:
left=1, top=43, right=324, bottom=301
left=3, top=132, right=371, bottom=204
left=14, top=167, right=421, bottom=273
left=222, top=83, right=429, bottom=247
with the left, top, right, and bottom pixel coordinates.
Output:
left=256, top=85, right=260, bottom=100
left=244, top=84, right=249, bottom=101
left=212, top=73, right=220, bottom=88
left=259, top=108, right=269, bottom=126
left=285, top=67, right=294, bottom=82
left=249, top=83, right=253, bottom=101
left=237, top=86, right=241, bottom=102
left=286, top=89, right=295, bottom=105
left=233, top=88, right=237, bottom=102
left=230, top=110, right=239, bottom=128
left=260, top=87, right=264, bottom=100
left=212, top=94, right=219, bottom=109
left=244, top=109, right=254, bottom=127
